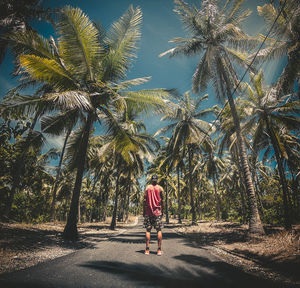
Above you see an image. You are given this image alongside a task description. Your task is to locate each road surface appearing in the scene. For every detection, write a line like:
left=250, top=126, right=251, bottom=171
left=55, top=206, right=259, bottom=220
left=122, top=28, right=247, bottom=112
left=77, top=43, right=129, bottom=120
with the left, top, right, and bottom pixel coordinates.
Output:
left=0, top=218, right=286, bottom=287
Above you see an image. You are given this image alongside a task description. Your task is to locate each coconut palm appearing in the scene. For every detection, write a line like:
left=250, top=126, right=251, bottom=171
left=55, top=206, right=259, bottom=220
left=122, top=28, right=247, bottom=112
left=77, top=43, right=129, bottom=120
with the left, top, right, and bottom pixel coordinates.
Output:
left=242, top=70, right=300, bottom=229
left=156, top=91, right=213, bottom=224
left=9, top=5, right=171, bottom=239
left=159, top=0, right=265, bottom=234
left=216, top=101, right=252, bottom=222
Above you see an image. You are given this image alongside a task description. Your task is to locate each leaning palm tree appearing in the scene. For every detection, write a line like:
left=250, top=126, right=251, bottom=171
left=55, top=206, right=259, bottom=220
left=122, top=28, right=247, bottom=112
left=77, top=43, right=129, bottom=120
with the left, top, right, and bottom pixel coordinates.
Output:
left=10, top=5, right=171, bottom=239
left=160, top=0, right=264, bottom=234
left=156, top=91, right=213, bottom=224
left=242, top=70, right=300, bottom=229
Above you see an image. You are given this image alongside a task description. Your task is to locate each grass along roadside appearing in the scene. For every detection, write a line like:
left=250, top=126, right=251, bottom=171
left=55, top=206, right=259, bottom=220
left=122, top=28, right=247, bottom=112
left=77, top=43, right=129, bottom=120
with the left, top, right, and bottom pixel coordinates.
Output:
left=0, top=216, right=138, bottom=274
left=173, top=220, right=300, bottom=286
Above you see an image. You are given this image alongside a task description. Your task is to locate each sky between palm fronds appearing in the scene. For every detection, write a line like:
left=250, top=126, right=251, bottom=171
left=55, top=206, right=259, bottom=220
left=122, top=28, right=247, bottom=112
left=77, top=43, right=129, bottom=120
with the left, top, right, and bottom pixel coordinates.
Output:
left=0, top=0, right=287, bottom=148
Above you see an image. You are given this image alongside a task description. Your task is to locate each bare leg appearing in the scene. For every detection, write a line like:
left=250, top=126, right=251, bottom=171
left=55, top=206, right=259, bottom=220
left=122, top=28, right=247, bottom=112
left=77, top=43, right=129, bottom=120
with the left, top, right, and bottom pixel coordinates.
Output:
left=146, top=230, right=151, bottom=248
left=157, top=230, right=162, bottom=249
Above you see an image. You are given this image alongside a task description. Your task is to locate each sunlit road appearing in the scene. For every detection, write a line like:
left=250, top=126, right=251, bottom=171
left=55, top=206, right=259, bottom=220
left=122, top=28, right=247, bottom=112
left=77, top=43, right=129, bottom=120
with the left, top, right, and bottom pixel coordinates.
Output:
left=0, top=218, right=285, bottom=288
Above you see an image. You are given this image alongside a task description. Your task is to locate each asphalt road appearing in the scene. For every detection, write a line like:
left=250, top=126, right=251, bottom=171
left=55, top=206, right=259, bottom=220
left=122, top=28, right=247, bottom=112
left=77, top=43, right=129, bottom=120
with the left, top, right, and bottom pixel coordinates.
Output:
left=0, top=219, right=287, bottom=288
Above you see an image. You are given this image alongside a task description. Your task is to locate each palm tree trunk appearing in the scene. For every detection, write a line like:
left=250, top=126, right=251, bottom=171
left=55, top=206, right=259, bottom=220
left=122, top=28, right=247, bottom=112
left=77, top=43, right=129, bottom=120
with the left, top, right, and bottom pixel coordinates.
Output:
left=4, top=112, right=39, bottom=220
left=220, top=62, right=264, bottom=235
left=125, top=185, right=130, bottom=222
left=125, top=173, right=131, bottom=223
left=118, top=190, right=126, bottom=222
left=101, top=176, right=110, bottom=221
left=50, top=128, right=71, bottom=221
left=78, top=198, right=81, bottom=224
left=265, top=117, right=292, bottom=230
left=212, top=174, right=220, bottom=220
left=188, top=145, right=196, bottom=225
left=110, top=171, right=120, bottom=230
left=63, top=112, right=93, bottom=240
left=177, top=165, right=182, bottom=224
left=235, top=157, right=248, bottom=223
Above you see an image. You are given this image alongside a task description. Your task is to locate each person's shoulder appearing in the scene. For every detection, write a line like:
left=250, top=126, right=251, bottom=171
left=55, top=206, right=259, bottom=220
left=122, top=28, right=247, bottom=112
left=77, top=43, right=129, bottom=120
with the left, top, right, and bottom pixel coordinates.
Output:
left=158, top=185, right=164, bottom=192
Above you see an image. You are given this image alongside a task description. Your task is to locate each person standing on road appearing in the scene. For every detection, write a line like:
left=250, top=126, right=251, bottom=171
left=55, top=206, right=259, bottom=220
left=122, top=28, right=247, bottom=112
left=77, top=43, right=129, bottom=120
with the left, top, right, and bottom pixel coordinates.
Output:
left=143, top=174, right=164, bottom=256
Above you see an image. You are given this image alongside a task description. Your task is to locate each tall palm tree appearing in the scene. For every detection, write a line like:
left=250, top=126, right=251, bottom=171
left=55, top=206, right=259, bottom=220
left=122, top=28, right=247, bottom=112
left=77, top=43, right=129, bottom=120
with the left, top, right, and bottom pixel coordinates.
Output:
left=160, top=0, right=264, bottom=234
left=10, top=5, right=171, bottom=239
left=216, top=102, right=251, bottom=223
left=156, top=91, right=213, bottom=224
left=243, top=70, right=300, bottom=229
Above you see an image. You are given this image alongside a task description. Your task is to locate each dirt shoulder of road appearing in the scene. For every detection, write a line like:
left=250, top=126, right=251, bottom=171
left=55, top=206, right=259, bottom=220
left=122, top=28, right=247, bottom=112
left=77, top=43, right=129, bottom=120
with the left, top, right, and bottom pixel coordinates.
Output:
left=170, top=220, right=300, bottom=287
left=0, top=216, right=138, bottom=274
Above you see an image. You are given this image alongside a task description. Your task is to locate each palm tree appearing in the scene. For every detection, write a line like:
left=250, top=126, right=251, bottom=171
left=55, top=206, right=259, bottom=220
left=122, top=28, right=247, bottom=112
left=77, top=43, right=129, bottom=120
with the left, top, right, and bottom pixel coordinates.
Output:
left=216, top=102, right=251, bottom=223
left=10, top=5, right=171, bottom=239
left=156, top=91, right=213, bottom=224
left=243, top=70, right=300, bottom=229
left=253, top=0, right=300, bottom=98
left=160, top=0, right=265, bottom=234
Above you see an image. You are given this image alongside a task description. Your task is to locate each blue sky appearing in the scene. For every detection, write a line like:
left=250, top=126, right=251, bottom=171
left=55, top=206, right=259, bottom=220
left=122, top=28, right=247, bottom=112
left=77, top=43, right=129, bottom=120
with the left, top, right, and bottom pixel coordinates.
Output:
left=0, top=0, right=286, bottom=150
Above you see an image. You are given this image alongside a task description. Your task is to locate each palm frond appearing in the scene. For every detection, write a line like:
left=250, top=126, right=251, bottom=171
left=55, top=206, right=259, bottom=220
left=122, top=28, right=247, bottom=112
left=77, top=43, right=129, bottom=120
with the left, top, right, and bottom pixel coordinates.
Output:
left=40, top=110, right=79, bottom=135
left=19, top=54, right=77, bottom=90
left=247, top=39, right=287, bottom=64
left=192, top=51, right=211, bottom=93
left=122, top=89, right=172, bottom=114
left=224, top=47, right=251, bottom=69
left=44, top=90, right=92, bottom=110
left=58, top=6, right=102, bottom=81
left=8, top=30, right=54, bottom=60
left=65, top=125, right=87, bottom=170
left=115, top=76, right=151, bottom=89
left=257, top=4, right=288, bottom=37
left=154, top=123, right=177, bottom=137
left=0, top=93, right=53, bottom=120
left=103, top=5, right=142, bottom=81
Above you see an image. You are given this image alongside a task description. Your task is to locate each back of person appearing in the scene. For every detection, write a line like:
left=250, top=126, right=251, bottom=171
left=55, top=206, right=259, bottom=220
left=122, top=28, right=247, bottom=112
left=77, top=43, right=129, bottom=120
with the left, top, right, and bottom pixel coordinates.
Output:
left=145, top=184, right=162, bottom=217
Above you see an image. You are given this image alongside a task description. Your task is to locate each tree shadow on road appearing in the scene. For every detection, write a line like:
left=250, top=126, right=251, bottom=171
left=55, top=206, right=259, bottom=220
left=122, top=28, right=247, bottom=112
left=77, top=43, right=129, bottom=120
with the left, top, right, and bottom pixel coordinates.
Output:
left=78, top=259, right=282, bottom=288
